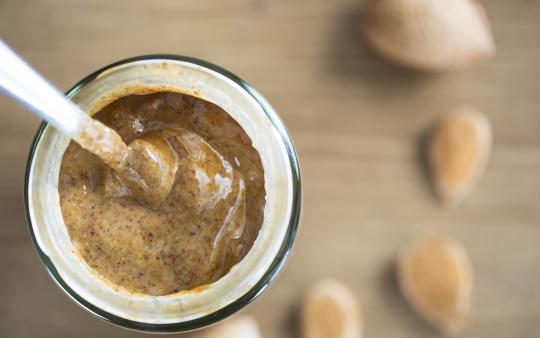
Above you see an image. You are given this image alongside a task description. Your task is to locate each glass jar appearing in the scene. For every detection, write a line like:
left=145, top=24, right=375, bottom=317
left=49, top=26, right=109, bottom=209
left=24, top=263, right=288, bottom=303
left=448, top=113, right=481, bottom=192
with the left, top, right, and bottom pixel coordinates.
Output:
left=24, top=55, right=301, bottom=332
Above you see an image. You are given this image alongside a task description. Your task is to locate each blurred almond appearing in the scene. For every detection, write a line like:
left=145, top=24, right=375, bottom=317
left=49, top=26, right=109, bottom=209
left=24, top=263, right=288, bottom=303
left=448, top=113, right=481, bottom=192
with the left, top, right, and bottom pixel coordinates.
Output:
left=428, top=107, right=491, bottom=206
left=198, top=315, right=262, bottom=338
left=397, top=237, right=473, bottom=333
left=362, top=0, right=495, bottom=71
left=301, top=279, right=363, bottom=338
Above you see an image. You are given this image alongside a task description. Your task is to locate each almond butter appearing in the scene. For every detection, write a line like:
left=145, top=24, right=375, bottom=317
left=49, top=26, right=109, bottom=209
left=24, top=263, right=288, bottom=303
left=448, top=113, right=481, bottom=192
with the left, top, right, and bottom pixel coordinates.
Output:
left=428, top=107, right=492, bottom=206
left=362, top=0, right=495, bottom=71
left=197, top=315, right=262, bottom=338
left=301, top=279, right=363, bottom=338
left=397, top=237, right=473, bottom=333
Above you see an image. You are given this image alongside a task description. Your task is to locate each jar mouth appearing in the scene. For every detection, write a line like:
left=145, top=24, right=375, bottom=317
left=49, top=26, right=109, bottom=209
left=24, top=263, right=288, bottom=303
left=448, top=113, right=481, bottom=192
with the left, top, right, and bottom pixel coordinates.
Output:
left=24, top=55, right=301, bottom=333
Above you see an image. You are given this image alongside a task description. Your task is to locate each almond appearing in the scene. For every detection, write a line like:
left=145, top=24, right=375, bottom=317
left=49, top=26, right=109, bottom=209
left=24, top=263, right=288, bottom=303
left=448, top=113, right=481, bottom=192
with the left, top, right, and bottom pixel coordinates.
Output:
left=362, top=0, right=495, bottom=71
left=397, top=237, right=473, bottom=333
left=301, top=279, right=363, bottom=338
left=197, top=315, right=262, bottom=338
left=428, top=107, right=492, bottom=206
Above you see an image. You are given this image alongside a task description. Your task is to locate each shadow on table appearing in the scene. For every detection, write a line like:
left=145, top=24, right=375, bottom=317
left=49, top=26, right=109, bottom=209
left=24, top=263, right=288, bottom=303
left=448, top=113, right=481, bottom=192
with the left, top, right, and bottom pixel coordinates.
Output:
left=324, top=6, right=436, bottom=97
left=417, top=126, right=440, bottom=202
left=380, top=261, right=441, bottom=336
left=281, top=299, right=301, bottom=338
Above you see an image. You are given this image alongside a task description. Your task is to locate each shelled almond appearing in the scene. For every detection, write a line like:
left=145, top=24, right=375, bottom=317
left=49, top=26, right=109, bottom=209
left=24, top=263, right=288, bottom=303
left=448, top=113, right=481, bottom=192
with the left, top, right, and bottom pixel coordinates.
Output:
left=301, top=279, right=363, bottom=338
left=428, top=107, right=492, bottom=206
left=198, top=315, right=262, bottom=338
left=362, top=0, right=495, bottom=71
left=397, top=237, right=473, bottom=333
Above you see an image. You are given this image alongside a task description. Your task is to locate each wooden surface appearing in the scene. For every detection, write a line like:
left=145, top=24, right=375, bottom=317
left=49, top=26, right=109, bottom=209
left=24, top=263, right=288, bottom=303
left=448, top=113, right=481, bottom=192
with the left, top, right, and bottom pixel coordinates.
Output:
left=1, top=0, right=539, bottom=337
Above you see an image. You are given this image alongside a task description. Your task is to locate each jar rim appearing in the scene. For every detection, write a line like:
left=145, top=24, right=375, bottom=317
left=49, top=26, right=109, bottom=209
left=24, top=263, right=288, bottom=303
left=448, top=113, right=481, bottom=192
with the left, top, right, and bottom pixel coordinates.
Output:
left=24, top=54, right=301, bottom=333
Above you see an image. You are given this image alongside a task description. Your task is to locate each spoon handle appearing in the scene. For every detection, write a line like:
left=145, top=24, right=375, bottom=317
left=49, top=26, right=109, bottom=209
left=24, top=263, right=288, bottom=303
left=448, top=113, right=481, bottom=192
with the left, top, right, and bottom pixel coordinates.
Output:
left=0, top=39, right=86, bottom=137
left=0, top=39, right=127, bottom=168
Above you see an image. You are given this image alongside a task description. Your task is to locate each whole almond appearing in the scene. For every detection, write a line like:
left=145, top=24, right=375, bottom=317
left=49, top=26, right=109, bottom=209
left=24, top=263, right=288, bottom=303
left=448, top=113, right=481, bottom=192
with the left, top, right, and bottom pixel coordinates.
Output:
left=428, top=107, right=492, bottom=206
left=397, top=237, right=473, bottom=333
left=301, top=279, right=363, bottom=338
left=197, top=315, right=262, bottom=338
left=362, top=0, right=495, bottom=71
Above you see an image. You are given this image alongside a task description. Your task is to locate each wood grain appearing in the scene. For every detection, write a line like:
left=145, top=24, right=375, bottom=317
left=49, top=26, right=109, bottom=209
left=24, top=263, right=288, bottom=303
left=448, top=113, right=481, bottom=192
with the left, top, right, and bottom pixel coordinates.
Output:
left=0, top=0, right=539, bottom=337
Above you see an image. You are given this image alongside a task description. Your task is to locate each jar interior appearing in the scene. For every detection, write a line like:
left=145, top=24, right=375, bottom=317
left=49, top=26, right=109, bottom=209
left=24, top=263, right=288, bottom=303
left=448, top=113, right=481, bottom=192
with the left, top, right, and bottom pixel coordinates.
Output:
left=26, top=58, right=295, bottom=324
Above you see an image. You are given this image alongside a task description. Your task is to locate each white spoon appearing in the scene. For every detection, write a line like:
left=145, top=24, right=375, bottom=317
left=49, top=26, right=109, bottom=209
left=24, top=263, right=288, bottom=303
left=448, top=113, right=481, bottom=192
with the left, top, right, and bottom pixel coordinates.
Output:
left=0, top=39, right=177, bottom=208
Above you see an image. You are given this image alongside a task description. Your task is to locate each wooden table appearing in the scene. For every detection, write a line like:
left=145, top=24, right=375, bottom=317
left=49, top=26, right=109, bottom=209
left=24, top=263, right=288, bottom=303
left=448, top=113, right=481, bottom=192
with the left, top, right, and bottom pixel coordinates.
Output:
left=1, top=0, right=539, bottom=337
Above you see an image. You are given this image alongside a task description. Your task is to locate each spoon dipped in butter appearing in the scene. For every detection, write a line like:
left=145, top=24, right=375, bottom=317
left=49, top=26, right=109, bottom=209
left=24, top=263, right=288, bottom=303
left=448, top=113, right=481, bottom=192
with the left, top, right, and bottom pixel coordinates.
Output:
left=0, top=39, right=177, bottom=208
